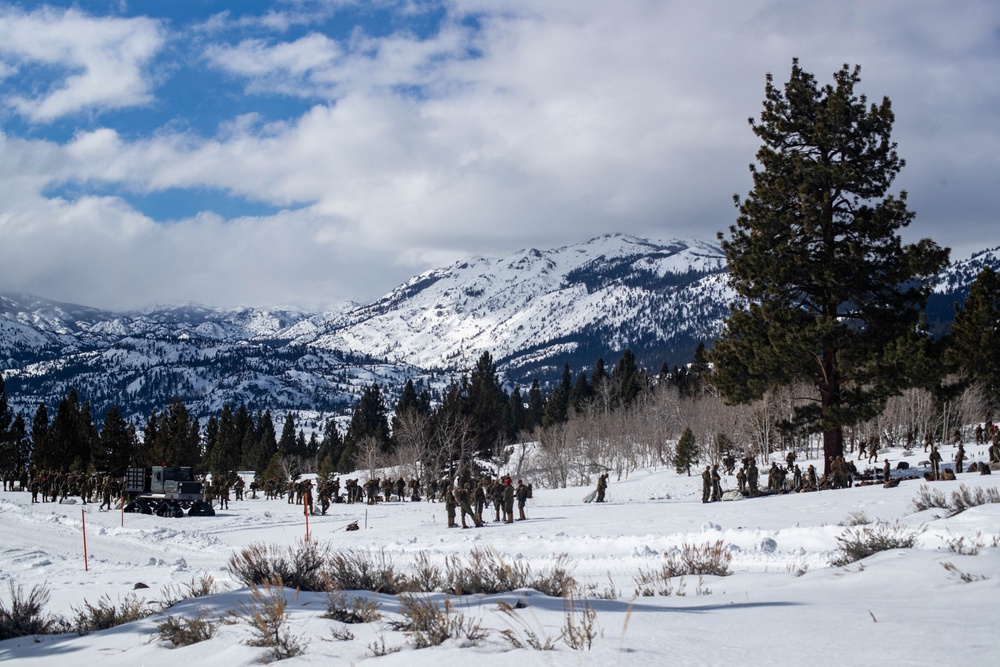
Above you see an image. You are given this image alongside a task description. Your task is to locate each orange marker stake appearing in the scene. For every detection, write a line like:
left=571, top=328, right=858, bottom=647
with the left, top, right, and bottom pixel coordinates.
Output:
left=82, top=509, right=89, bottom=572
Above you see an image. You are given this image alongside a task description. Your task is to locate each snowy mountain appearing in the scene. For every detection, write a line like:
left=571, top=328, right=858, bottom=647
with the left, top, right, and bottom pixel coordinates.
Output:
left=2, top=234, right=996, bottom=423
left=0, top=235, right=732, bottom=421
left=925, top=245, right=1000, bottom=335
left=303, top=234, right=730, bottom=378
left=0, top=294, right=434, bottom=424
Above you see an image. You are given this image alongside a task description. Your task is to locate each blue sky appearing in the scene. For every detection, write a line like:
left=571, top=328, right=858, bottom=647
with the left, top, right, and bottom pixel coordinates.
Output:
left=1, top=1, right=998, bottom=310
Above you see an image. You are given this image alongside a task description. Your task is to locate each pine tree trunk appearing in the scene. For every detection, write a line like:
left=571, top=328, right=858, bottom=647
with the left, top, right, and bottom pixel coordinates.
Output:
left=820, top=351, right=844, bottom=476
left=822, top=427, right=843, bottom=477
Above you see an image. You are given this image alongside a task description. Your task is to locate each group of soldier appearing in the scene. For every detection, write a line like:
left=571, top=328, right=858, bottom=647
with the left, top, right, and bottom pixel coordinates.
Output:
left=703, top=451, right=840, bottom=502
left=701, top=427, right=997, bottom=503
left=441, top=476, right=530, bottom=529
left=13, top=469, right=123, bottom=511
left=205, top=470, right=536, bottom=530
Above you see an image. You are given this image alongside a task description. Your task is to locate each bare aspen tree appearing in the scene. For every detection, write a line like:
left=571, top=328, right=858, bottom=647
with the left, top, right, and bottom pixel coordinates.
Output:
left=537, top=422, right=575, bottom=488
left=954, top=383, right=987, bottom=442
left=433, top=412, right=473, bottom=480
left=392, top=410, right=431, bottom=480
left=356, top=436, right=386, bottom=482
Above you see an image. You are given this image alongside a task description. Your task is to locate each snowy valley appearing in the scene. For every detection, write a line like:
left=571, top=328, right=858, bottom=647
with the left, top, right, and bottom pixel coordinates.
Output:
left=1, top=440, right=999, bottom=665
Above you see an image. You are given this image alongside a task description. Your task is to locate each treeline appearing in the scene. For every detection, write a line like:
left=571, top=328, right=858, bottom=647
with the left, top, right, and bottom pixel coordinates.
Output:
left=0, top=347, right=676, bottom=483
left=2, top=263, right=997, bottom=488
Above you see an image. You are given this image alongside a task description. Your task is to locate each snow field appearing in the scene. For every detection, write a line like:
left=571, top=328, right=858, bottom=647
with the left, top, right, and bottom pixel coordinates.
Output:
left=1, top=443, right=999, bottom=665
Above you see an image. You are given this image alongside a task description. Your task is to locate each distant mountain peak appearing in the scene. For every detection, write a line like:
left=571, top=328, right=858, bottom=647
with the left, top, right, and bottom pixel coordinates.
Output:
left=3, top=236, right=997, bottom=422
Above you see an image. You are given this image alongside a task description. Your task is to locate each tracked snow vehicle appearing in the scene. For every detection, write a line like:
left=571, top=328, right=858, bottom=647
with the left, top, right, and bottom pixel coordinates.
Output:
left=124, top=466, right=215, bottom=517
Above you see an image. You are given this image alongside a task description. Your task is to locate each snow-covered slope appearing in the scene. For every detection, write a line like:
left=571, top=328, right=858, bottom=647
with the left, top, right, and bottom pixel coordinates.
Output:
left=304, top=234, right=729, bottom=376
left=1, top=235, right=732, bottom=420
left=2, top=234, right=997, bottom=422
left=923, top=245, right=1000, bottom=335
left=934, top=246, right=1000, bottom=295
left=1, top=442, right=998, bottom=665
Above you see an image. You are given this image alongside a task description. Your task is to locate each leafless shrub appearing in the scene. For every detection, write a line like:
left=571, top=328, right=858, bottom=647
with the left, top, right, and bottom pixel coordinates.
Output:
left=324, top=549, right=408, bottom=594
left=228, top=540, right=330, bottom=592
left=158, top=573, right=223, bottom=608
left=633, top=569, right=686, bottom=597
left=583, top=572, right=619, bottom=600
left=839, top=509, right=871, bottom=526
left=390, top=595, right=488, bottom=649
left=232, top=580, right=307, bottom=661
left=324, top=590, right=381, bottom=624
left=410, top=551, right=445, bottom=592
left=329, top=625, right=354, bottom=641
left=73, top=593, right=154, bottom=635
left=367, top=631, right=401, bottom=656
left=910, top=484, right=1000, bottom=517
left=909, top=485, right=950, bottom=513
left=831, top=522, right=922, bottom=567
left=157, top=614, right=219, bottom=647
left=562, top=589, right=600, bottom=650
left=941, top=561, right=990, bottom=583
left=496, top=600, right=556, bottom=650
left=944, top=532, right=986, bottom=556
left=634, top=542, right=731, bottom=596
left=444, top=547, right=575, bottom=597
left=664, top=541, right=732, bottom=577
left=948, top=485, right=1000, bottom=516
left=228, top=543, right=276, bottom=586
left=0, top=582, right=69, bottom=640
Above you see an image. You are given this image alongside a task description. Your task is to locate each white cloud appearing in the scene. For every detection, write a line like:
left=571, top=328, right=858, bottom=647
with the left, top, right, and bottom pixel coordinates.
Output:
left=1, top=0, right=999, bottom=309
left=0, top=139, right=374, bottom=309
left=0, top=6, right=165, bottom=122
left=204, top=20, right=474, bottom=100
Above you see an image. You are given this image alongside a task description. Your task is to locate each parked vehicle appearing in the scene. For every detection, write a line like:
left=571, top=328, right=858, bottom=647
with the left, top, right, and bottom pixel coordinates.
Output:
left=124, top=466, right=215, bottom=517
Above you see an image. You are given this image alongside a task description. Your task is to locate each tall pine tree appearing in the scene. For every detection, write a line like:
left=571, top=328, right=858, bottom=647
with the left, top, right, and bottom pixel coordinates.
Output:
left=98, top=406, right=137, bottom=475
left=949, top=266, right=1000, bottom=418
left=31, top=403, right=49, bottom=471
left=341, top=384, right=391, bottom=470
left=711, top=60, right=949, bottom=473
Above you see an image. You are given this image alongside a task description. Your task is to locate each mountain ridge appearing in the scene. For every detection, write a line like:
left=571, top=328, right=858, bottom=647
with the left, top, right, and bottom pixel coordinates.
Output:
left=2, top=234, right=997, bottom=423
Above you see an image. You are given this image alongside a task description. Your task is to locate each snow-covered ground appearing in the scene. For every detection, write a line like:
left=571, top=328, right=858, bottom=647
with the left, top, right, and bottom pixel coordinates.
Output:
left=2, top=442, right=999, bottom=665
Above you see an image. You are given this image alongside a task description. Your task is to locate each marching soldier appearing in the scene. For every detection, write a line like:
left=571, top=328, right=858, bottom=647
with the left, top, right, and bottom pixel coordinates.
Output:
left=503, top=478, right=515, bottom=523
left=444, top=483, right=457, bottom=528
left=517, top=480, right=529, bottom=520
left=490, top=478, right=503, bottom=522
left=100, top=476, right=113, bottom=511
left=930, top=445, right=942, bottom=481
left=474, top=479, right=488, bottom=523
left=868, top=436, right=880, bottom=463
left=748, top=459, right=759, bottom=497
left=457, top=482, right=482, bottom=528
left=807, top=464, right=818, bottom=490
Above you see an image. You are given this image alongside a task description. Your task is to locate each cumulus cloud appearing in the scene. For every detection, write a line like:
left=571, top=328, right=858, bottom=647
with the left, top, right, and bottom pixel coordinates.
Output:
left=1, top=0, right=998, bottom=310
left=0, top=6, right=164, bottom=122
left=0, top=138, right=376, bottom=309
left=203, top=21, right=473, bottom=100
